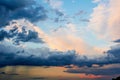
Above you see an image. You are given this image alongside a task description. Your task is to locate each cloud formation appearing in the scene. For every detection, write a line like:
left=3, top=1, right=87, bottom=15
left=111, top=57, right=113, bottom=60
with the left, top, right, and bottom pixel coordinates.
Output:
left=0, top=0, right=33, bottom=10
left=43, top=23, right=108, bottom=58
left=0, top=19, right=44, bottom=44
left=65, top=64, right=120, bottom=75
left=0, top=10, right=119, bottom=69
left=64, top=43, right=120, bottom=76
left=45, top=0, right=65, bottom=23
left=106, top=44, right=120, bottom=62
left=0, top=0, right=47, bottom=27
left=89, top=0, right=120, bottom=41
left=0, top=1, right=120, bottom=79
left=0, top=40, right=120, bottom=67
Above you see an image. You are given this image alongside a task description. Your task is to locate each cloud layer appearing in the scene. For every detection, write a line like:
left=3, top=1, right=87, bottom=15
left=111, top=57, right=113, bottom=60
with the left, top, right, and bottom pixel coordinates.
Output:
left=0, top=40, right=120, bottom=68
left=65, top=64, right=120, bottom=75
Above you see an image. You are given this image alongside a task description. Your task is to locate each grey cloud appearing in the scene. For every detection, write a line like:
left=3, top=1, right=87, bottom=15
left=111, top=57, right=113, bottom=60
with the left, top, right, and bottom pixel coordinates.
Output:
left=114, top=39, right=120, bottom=43
left=0, top=20, right=44, bottom=44
left=64, top=64, right=120, bottom=75
left=106, top=44, right=120, bottom=62
left=80, top=19, right=90, bottom=22
left=0, top=43, right=120, bottom=67
left=64, top=44, right=120, bottom=75
left=0, top=0, right=34, bottom=10
left=54, top=18, right=66, bottom=23
left=0, top=39, right=120, bottom=68
left=0, top=30, right=8, bottom=41
left=0, top=44, right=77, bottom=67
left=75, top=10, right=86, bottom=16
left=0, top=0, right=47, bottom=27
left=54, top=9, right=64, bottom=17
left=45, top=0, right=66, bottom=23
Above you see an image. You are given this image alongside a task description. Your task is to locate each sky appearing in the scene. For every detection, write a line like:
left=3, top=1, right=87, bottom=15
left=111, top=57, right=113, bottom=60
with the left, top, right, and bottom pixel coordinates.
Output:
left=0, top=0, right=120, bottom=80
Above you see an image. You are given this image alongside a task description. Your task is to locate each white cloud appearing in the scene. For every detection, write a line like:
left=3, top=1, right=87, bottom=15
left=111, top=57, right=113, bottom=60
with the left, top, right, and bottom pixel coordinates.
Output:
left=89, top=0, right=120, bottom=41
left=45, top=0, right=63, bottom=10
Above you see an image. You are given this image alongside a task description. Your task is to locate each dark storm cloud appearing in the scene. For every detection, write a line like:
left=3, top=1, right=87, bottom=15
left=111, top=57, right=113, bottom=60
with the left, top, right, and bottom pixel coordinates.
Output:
left=0, top=40, right=120, bottom=67
left=0, top=0, right=47, bottom=27
left=0, top=45, right=77, bottom=67
left=0, top=30, right=8, bottom=41
left=0, top=28, right=44, bottom=44
left=0, top=20, right=44, bottom=44
left=0, top=44, right=120, bottom=68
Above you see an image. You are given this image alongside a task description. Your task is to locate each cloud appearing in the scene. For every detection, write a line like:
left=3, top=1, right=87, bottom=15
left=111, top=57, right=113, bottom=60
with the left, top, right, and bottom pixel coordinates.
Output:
left=64, top=43, right=120, bottom=75
left=106, top=44, right=120, bottom=62
left=0, top=0, right=119, bottom=71
left=80, top=19, right=90, bottom=22
left=64, top=64, right=120, bottom=75
left=89, top=0, right=120, bottom=41
left=0, top=0, right=33, bottom=10
left=0, top=44, right=77, bottom=67
left=0, top=30, right=8, bottom=41
left=0, top=0, right=47, bottom=27
left=45, top=0, right=65, bottom=23
left=54, top=9, right=64, bottom=16
left=74, top=10, right=86, bottom=16
left=0, top=41, right=120, bottom=68
left=114, top=39, right=120, bottom=43
left=45, top=0, right=63, bottom=10
left=0, top=18, right=119, bottom=68
left=0, top=19, right=44, bottom=45
left=42, top=23, right=107, bottom=58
